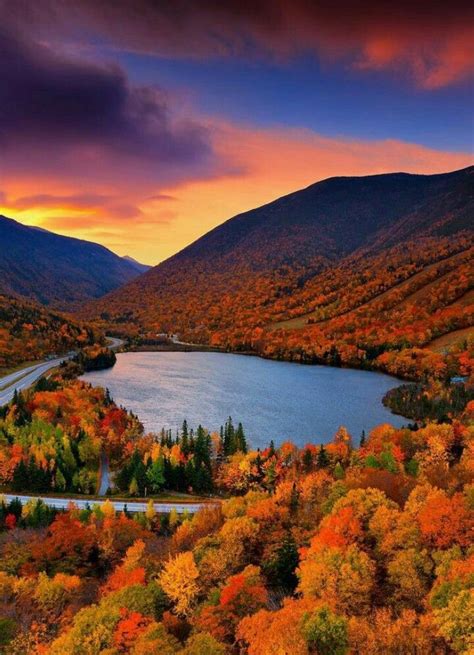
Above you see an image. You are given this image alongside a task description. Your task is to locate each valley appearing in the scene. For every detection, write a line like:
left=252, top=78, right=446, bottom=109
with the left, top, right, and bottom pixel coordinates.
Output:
left=0, top=167, right=472, bottom=655
left=1, top=5, right=473, bottom=651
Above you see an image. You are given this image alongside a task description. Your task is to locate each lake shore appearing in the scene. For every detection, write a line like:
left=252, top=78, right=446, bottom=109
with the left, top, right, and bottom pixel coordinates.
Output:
left=81, top=350, right=410, bottom=448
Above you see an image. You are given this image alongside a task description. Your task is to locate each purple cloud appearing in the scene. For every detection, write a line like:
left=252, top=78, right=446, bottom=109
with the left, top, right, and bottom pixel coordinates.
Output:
left=0, top=27, right=219, bottom=189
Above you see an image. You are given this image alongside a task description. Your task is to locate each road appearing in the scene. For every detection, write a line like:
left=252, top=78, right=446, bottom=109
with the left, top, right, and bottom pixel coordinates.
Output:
left=0, top=356, right=73, bottom=406
left=98, top=452, right=111, bottom=495
left=3, top=493, right=208, bottom=514
left=106, top=336, right=125, bottom=350
left=0, top=336, right=125, bottom=407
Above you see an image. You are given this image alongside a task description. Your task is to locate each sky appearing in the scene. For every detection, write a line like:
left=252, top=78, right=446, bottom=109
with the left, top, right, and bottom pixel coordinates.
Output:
left=0, top=1, right=473, bottom=265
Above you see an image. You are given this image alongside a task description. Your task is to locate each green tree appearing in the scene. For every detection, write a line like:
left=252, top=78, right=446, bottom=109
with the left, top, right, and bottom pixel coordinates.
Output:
left=147, top=456, right=166, bottom=493
left=302, top=606, right=349, bottom=655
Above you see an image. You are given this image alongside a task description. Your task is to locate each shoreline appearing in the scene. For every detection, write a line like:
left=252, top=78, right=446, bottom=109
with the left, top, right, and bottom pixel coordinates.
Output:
left=94, top=344, right=413, bottom=424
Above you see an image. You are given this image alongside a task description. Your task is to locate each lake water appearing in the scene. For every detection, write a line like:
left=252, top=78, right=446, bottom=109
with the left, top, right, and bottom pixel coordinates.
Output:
left=82, top=351, right=408, bottom=449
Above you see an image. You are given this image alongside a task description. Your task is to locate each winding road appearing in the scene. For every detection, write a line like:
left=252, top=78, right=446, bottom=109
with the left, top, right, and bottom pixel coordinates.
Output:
left=0, top=356, right=74, bottom=406
left=0, top=336, right=125, bottom=407
left=0, top=337, right=209, bottom=512
left=2, top=493, right=209, bottom=514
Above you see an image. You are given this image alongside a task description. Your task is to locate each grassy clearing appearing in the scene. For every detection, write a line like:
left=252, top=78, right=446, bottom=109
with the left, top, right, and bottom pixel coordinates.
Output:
left=426, top=326, right=474, bottom=353
left=266, top=248, right=471, bottom=333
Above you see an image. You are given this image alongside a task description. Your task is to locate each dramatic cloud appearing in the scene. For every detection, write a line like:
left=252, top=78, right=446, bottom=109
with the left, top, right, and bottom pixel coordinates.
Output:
left=3, top=0, right=473, bottom=87
left=0, top=1, right=471, bottom=264
left=0, top=28, right=220, bottom=189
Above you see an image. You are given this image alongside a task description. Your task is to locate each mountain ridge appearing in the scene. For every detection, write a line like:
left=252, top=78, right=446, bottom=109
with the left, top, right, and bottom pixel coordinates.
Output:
left=0, top=215, right=147, bottom=309
left=82, top=166, right=473, bottom=375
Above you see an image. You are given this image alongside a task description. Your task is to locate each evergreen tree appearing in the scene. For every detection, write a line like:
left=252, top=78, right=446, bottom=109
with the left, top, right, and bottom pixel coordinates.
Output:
left=302, top=447, right=314, bottom=472
left=181, top=420, right=190, bottom=456
left=175, top=462, right=187, bottom=492
left=12, top=460, right=29, bottom=492
left=13, top=390, right=30, bottom=426
left=263, top=530, right=299, bottom=592
left=147, top=456, right=166, bottom=493
left=317, top=444, right=330, bottom=468
left=360, top=429, right=366, bottom=448
left=235, top=422, right=248, bottom=453
left=290, top=482, right=300, bottom=515
left=223, top=416, right=235, bottom=455
left=104, top=388, right=113, bottom=406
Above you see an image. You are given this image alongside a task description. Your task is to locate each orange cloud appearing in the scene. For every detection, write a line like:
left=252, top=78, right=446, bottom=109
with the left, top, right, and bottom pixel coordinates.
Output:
left=2, top=123, right=471, bottom=265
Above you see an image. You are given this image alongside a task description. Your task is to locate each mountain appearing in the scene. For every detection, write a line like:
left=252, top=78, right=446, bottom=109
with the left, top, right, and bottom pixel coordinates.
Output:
left=121, top=255, right=151, bottom=274
left=0, top=292, right=98, bottom=371
left=84, top=166, right=474, bottom=372
left=0, top=215, right=147, bottom=308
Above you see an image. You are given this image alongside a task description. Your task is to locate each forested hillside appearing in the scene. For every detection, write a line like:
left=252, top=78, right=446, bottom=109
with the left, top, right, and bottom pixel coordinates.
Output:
left=0, top=295, right=98, bottom=371
left=84, top=167, right=474, bottom=379
left=0, top=215, right=146, bottom=309
left=0, top=354, right=472, bottom=653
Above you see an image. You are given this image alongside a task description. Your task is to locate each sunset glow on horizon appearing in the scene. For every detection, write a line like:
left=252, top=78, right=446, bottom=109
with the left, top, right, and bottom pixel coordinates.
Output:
left=1, top=0, right=472, bottom=264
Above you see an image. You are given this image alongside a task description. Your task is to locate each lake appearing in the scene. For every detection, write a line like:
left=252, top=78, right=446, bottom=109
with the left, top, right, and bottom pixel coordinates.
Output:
left=82, top=351, right=409, bottom=449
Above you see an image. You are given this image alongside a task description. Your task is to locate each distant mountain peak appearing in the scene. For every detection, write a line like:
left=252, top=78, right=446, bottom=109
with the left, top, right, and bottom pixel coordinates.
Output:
left=121, top=255, right=151, bottom=273
left=0, top=215, right=147, bottom=309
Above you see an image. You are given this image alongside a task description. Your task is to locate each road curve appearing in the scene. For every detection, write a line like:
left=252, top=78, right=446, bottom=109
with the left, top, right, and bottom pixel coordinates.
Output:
left=3, top=493, right=209, bottom=514
left=0, top=336, right=125, bottom=407
left=0, top=356, right=73, bottom=406
left=106, top=336, right=125, bottom=350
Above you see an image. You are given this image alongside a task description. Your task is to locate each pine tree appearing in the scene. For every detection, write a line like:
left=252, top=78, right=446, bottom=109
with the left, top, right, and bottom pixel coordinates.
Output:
left=264, top=530, right=299, bottom=592
left=13, top=390, right=30, bottom=426
left=235, top=422, right=248, bottom=453
left=181, top=419, right=190, bottom=456
left=223, top=416, right=235, bottom=455
left=317, top=444, right=330, bottom=468
left=12, top=460, right=29, bottom=492
left=290, top=482, right=299, bottom=515
left=302, top=447, right=314, bottom=472
left=360, top=429, right=366, bottom=448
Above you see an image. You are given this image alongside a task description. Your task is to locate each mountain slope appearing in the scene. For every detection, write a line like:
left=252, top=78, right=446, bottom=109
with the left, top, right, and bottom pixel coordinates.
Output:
left=121, top=255, right=151, bottom=274
left=0, top=215, right=147, bottom=308
left=84, top=166, right=474, bottom=371
left=0, top=293, right=98, bottom=372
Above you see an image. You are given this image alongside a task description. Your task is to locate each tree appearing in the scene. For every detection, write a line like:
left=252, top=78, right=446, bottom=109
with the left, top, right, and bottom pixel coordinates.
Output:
left=145, top=500, right=156, bottom=525
left=235, top=423, right=248, bottom=453
left=147, top=457, right=165, bottom=493
left=302, top=605, right=349, bottom=655
left=434, top=590, right=474, bottom=654
left=317, top=444, right=330, bottom=468
left=223, top=417, right=235, bottom=456
left=159, top=552, right=200, bottom=617
left=181, top=632, right=226, bottom=655
left=197, top=565, right=268, bottom=643
left=263, top=530, right=299, bottom=592
left=297, top=544, right=375, bottom=613
left=237, top=598, right=312, bottom=655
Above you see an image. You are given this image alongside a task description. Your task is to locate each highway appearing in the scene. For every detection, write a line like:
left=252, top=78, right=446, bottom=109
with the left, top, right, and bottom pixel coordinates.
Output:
left=2, top=493, right=209, bottom=514
left=0, top=336, right=125, bottom=407
left=0, top=356, right=73, bottom=406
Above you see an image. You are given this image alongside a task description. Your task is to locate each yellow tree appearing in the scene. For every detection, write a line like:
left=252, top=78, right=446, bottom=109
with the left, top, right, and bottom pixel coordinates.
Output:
left=159, top=551, right=199, bottom=617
